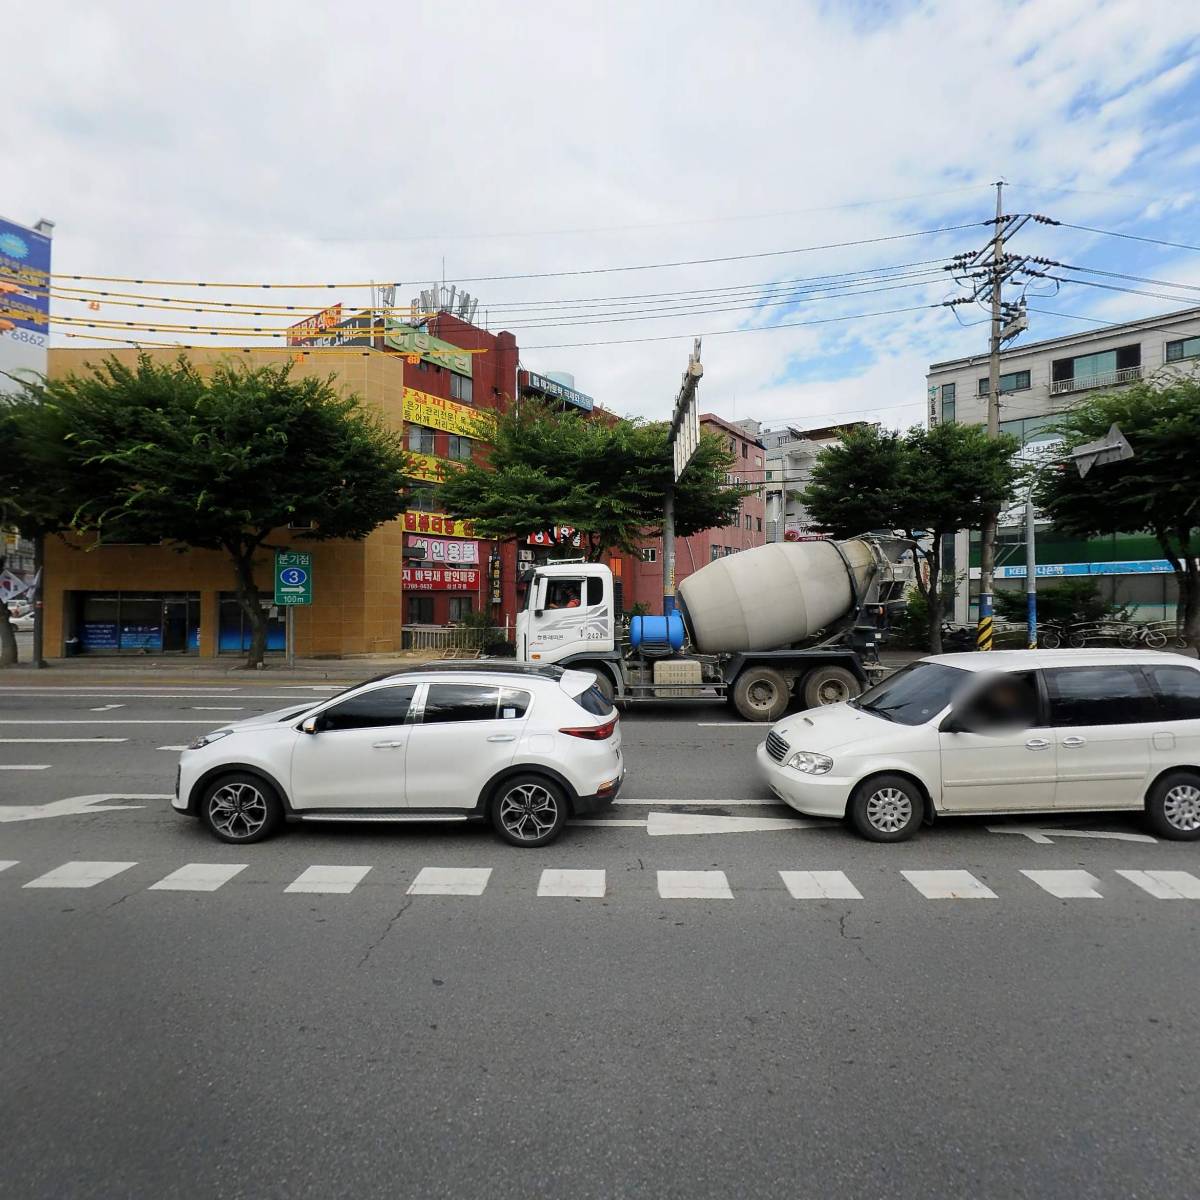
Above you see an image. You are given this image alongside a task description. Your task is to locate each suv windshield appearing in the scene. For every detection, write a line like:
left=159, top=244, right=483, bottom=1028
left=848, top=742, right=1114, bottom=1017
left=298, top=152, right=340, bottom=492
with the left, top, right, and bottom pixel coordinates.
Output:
left=852, top=662, right=969, bottom=726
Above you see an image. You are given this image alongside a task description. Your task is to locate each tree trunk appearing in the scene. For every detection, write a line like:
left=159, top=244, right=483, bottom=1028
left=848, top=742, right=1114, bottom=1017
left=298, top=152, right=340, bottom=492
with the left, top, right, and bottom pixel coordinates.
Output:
left=228, top=543, right=268, bottom=669
left=1180, top=560, right=1200, bottom=655
left=925, top=554, right=944, bottom=655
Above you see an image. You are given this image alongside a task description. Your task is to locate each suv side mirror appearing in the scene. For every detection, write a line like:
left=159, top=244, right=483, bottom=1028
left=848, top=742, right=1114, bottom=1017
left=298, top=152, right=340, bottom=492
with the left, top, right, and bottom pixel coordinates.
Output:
left=301, top=716, right=321, bottom=734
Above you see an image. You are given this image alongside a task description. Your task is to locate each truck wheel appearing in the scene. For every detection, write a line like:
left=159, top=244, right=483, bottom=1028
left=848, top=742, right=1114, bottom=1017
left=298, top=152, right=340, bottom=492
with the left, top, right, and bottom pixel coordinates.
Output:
left=732, top=668, right=788, bottom=722
left=802, top=666, right=860, bottom=708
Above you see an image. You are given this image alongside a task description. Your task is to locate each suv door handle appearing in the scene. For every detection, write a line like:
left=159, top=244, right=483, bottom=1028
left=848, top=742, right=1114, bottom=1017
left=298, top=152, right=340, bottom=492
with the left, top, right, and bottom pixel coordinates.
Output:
left=487, top=734, right=517, bottom=743
left=372, top=740, right=405, bottom=749
left=1062, top=736, right=1087, bottom=748
left=1025, top=738, right=1051, bottom=750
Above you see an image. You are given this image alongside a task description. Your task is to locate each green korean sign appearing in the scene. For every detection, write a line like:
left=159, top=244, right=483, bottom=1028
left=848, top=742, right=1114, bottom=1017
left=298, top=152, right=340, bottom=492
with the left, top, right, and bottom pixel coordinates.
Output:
left=274, top=551, right=312, bottom=606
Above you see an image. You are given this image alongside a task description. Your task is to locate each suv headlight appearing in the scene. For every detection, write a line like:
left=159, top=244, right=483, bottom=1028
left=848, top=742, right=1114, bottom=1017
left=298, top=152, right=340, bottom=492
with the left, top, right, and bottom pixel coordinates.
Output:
left=187, top=729, right=234, bottom=751
left=785, top=750, right=833, bottom=775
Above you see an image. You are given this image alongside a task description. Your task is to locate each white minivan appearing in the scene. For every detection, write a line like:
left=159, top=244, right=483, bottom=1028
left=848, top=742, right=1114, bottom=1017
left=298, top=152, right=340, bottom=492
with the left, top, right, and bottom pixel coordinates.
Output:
left=757, top=649, right=1200, bottom=842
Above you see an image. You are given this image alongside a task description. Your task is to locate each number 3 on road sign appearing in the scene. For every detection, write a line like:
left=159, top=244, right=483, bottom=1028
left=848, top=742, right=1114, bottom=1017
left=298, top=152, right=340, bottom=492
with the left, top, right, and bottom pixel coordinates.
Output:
left=280, top=567, right=307, bottom=586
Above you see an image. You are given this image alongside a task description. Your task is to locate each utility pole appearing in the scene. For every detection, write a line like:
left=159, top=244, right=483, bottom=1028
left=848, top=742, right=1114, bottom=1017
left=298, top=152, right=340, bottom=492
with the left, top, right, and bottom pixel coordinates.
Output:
left=665, top=339, right=703, bottom=615
left=976, top=180, right=1005, bottom=652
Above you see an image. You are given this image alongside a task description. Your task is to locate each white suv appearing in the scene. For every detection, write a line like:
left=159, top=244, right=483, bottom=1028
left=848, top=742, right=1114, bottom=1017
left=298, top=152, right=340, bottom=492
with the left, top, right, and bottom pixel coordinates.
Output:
left=175, top=662, right=623, bottom=847
left=757, top=649, right=1200, bottom=842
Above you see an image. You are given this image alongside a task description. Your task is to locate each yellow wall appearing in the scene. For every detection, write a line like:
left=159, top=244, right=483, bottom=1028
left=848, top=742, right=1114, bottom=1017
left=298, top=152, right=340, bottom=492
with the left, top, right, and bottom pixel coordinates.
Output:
left=44, top=346, right=408, bottom=657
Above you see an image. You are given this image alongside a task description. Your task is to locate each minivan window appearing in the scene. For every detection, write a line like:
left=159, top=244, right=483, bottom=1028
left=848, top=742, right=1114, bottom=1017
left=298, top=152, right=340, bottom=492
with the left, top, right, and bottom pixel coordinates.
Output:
left=1044, top=666, right=1157, bottom=727
left=852, top=662, right=969, bottom=725
left=1143, top=664, right=1200, bottom=721
left=319, top=685, right=416, bottom=731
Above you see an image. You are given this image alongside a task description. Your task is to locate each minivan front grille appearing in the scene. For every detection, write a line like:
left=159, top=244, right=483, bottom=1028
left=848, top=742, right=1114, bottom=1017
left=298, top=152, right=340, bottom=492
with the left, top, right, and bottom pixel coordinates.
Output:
left=765, top=731, right=789, bottom=763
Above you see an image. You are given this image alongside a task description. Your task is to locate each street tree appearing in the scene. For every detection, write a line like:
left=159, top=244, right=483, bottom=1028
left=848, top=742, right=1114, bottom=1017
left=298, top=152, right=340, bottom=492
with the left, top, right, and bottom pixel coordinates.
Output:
left=436, top=400, right=747, bottom=560
left=1034, top=376, right=1200, bottom=650
left=8, top=354, right=412, bottom=667
left=802, top=422, right=1020, bottom=651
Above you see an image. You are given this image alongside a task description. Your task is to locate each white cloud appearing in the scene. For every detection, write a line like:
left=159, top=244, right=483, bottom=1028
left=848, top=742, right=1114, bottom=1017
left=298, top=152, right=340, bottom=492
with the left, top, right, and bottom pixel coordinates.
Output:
left=4, top=0, right=1200, bottom=428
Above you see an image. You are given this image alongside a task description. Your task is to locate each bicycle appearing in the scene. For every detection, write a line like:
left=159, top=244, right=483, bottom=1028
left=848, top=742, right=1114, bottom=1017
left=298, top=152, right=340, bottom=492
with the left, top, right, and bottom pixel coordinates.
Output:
left=1118, top=623, right=1169, bottom=649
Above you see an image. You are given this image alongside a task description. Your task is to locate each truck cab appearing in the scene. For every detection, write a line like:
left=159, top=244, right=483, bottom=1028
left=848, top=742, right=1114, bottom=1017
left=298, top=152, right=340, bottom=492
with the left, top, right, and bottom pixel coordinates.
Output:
left=516, top=562, right=617, bottom=667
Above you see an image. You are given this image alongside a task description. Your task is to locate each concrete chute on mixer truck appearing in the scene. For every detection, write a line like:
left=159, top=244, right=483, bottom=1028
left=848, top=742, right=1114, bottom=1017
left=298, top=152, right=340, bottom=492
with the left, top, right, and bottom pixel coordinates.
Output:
left=515, top=535, right=913, bottom=721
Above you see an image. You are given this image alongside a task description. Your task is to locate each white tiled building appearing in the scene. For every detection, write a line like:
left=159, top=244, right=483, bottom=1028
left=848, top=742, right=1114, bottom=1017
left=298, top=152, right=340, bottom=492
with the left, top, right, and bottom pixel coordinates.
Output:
left=927, top=306, right=1200, bottom=622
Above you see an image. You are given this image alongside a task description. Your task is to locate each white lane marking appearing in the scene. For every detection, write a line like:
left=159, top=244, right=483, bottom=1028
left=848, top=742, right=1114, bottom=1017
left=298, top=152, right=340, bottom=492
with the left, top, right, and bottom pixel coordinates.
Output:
left=0, top=691, right=316, bottom=700
left=1021, top=869, right=1103, bottom=899
left=192, top=707, right=245, bottom=712
left=0, top=738, right=128, bottom=744
left=902, top=870, right=997, bottom=900
left=987, top=825, right=1157, bottom=844
left=570, top=818, right=648, bottom=828
left=88, top=704, right=125, bottom=712
left=615, top=797, right=780, bottom=807
left=1116, top=869, right=1200, bottom=900
left=0, top=860, right=18, bottom=874
left=647, top=811, right=830, bottom=835
left=157, top=745, right=188, bottom=752
left=149, top=864, right=248, bottom=892
left=0, top=764, right=51, bottom=770
left=24, top=860, right=137, bottom=889
left=695, top=722, right=764, bottom=727
left=0, top=793, right=160, bottom=823
left=538, top=869, right=606, bottom=898
left=779, top=870, right=863, bottom=900
left=657, top=870, right=733, bottom=899
left=0, top=720, right=218, bottom=725
left=285, top=865, right=372, bottom=894
left=408, top=867, right=492, bottom=896
left=276, top=685, right=345, bottom=691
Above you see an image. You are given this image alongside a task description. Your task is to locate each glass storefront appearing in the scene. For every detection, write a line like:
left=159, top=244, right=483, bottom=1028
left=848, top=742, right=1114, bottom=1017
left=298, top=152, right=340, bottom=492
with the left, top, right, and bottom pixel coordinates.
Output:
left=72, top=592, right=201, bottom=654
left=218, top=592, right=285, bottom=654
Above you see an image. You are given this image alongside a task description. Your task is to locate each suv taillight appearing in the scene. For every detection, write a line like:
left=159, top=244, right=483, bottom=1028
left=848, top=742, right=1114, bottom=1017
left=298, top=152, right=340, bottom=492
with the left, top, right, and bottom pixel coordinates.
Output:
left=559, top=716, right=618, bottom=740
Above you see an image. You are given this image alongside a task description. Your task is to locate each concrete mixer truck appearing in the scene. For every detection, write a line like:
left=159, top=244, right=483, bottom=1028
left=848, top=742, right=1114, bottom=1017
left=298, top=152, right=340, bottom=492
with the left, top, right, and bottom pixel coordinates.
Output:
left=515, top=535, right=913, bottom=721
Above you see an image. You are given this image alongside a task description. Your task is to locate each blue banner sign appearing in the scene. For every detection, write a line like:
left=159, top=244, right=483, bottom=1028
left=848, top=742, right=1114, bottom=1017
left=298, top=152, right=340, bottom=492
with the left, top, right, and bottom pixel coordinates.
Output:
left=997, top=559, right=1174, bottom=580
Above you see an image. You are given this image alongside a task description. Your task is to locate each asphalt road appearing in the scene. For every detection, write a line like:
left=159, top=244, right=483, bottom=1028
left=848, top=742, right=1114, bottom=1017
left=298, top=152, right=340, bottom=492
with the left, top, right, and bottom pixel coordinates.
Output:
left=2, top=680, right=1198, bottom=1199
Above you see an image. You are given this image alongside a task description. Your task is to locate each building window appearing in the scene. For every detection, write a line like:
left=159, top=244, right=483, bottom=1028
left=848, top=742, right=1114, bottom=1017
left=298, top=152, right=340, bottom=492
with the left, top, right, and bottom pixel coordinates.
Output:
left=725, top=545, right=733, bottom=556
left=941, top=382, right=956, bottom=424
left=711, top=545, right=721, bottom=561
left=408, top=486, right=439, bottom=512
left=1166, top=336, right=1200, bottom=362
left=450, top=373, right=473, bottom=404
left=407, top=595, right=435, bottom=624
left=728, top=436, right=736, bottom=453
left=408, top=424, right=435, bottom=454
left=741, top=442, right=748, bottom=458
left=766, top=469, right=774, bottom=481
left=1051, top=345, right=1140, bottom=394
left=447, top=596, right=474, bottom=623
left=755, top=455, right=762, bottom=467
left=640, top=547, right=657, bottom=563
left=744, top=514, right=752, bottom=530
left=756, top=516, right=762, bottom=532
left=976, top=369, right=1031, bottom=396
left=447, top=435, right=473, bottom=461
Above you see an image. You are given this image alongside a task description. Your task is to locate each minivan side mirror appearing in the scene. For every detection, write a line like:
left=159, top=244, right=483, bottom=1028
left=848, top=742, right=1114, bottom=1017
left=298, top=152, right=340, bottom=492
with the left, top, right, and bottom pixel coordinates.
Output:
left=939, top=712, right=970, bottom=734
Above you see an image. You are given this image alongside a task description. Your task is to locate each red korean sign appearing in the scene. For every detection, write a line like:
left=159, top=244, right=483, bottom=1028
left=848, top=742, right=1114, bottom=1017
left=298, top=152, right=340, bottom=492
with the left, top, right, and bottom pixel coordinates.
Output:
left=402, top=567, right=481, bottom=592
left=403, top=510, right=476, bottom=538
left=287, top=303, right=344, bottom=346
left=527, top=526, right=581, bottom=547
left=405, top=534, right=480, bottom=565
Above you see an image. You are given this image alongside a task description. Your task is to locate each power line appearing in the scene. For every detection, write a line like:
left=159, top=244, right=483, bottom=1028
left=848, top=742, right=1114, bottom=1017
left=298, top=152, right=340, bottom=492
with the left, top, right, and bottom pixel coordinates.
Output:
left=1038, top=218, right=1200, bottom=254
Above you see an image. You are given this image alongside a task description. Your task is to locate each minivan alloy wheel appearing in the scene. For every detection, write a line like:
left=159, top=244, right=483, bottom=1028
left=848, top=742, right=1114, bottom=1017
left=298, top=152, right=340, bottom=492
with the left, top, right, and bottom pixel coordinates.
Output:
left=865, top=786, right=912, bottom=834
left=1162, top=783, right=1200, bottom=832
left=208, top=782, right=269, bottom=840
left=498, top=783, right=560, bottom=843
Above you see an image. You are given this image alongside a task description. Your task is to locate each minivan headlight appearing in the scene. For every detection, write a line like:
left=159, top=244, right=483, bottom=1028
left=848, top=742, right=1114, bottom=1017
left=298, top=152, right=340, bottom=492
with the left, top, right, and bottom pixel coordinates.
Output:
left=187, top=729, right=234, bottom=751
left=786, top=750, right=833, bottom=775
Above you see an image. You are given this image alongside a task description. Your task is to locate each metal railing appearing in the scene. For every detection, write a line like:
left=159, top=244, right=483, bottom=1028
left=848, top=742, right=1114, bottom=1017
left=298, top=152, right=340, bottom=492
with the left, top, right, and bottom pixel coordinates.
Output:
left=1050, top=365, right=1142, bottom=395
left=401, top=624, right=509, bottom=652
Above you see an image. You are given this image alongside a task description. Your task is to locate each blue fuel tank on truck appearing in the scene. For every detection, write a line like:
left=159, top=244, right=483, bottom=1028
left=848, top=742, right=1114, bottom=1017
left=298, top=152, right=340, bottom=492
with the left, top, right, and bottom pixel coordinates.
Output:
left=629, top=612, right=686, bottom=653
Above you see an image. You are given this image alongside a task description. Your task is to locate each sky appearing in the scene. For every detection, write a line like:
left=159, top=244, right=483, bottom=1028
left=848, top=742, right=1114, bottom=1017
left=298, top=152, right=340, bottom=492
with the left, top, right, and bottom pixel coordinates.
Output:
left=4, top=0, right=1200, bottom=434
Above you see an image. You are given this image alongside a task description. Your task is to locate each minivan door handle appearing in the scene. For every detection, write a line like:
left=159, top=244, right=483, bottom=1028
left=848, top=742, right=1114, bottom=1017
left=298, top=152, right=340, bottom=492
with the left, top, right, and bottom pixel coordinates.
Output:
left=1062, top=736, right=1087, bottom=749
left=487, top=734, right=517, bottom=743
left=1025, top=738, right=1051, bottom=751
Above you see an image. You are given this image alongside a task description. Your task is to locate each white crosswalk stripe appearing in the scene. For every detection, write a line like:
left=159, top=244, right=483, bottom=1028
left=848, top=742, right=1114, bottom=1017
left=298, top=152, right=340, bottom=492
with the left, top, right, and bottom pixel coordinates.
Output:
left=902, top=869, right=997, bottom=899
left=779, top=870, right=862, bottom=900
left=149, top=864, right=248, bottom=892
left=0, top=860, right=18, bottom=874
left=538, top=869, right=606, bottom=898
left=285, top=865, right=372, bottom=894
left=657, top=870, right=733, bottom=899
left=1115, top=869, right=1200, bottom=899
left=23, top=861, right=137, bottom=889
left=1021, top=869, right=1103, bottom=899
left=408, top=867, right=493, bottom=896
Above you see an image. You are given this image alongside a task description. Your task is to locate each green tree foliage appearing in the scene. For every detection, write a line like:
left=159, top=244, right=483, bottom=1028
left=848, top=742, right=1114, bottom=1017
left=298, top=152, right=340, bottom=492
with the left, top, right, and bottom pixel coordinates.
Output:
left=435, top=400, right=747, bottom=560
left=1034, top=377, right=1200, bottom=649
left=992, top=579, right=1122, bottom=628
left=6, top=355, right=411, bottom=667
left=802, top=422, right=1019, bottom=651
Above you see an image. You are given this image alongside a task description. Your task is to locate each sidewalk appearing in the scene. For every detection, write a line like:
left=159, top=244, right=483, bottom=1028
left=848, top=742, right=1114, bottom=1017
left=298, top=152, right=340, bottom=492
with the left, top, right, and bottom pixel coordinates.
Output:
left=0, top=648, right=927, bottom=688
